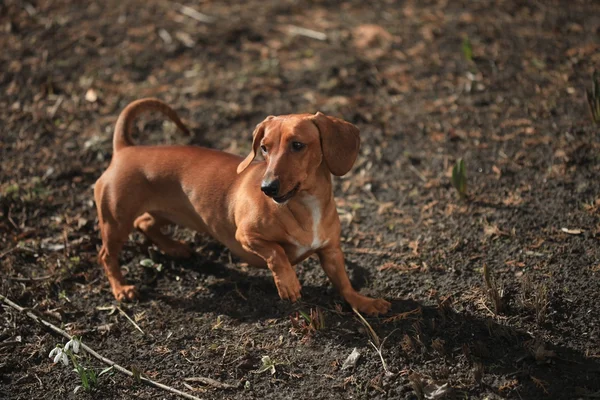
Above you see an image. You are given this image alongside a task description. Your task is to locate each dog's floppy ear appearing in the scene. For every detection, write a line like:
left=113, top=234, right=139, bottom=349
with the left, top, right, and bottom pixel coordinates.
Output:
left=237, top=116, right=275, bottom=174
left=312, top=112, right=360, bottom=176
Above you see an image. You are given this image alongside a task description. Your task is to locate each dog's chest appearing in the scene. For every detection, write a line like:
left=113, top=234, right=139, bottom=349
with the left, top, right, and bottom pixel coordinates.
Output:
left=289, top=195, right=327, bottom=259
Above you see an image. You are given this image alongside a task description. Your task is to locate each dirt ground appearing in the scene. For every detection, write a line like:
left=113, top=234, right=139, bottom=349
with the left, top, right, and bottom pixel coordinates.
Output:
left=2, top=0, right=600, bottom=399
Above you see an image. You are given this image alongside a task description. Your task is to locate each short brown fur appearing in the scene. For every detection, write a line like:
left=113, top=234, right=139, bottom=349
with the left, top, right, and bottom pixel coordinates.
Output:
left=94, top=98, right=391, bottom=315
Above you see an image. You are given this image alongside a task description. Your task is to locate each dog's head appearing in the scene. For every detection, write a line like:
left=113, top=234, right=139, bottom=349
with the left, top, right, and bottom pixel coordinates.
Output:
left=237, top=112, right=360, bottom=204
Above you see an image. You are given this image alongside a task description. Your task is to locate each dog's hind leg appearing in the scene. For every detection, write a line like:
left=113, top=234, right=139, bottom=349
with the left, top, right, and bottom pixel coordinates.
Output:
left=134, top=212, right=192, bottom=259
left=95, top=179, right=139, bottom=301
left=98, top=219, right=138, bottom=301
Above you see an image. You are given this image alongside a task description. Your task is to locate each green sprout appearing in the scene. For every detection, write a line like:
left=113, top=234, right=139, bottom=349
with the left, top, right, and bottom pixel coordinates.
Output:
left=462, top=36, right=473, bottom=62
left=451, top=158, right=467, bottom=199
left=299, top=307, right=325, bottom=331
left=253, top=355, right=285, bottom=375
left=586, top=70, right=600, bottom=124
left=140, top=258, right=163, bottom=272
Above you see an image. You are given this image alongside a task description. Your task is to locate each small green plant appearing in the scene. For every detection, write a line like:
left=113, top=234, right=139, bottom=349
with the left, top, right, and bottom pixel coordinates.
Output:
left=49, top=337, right=107, bottom=393
left=58, top=290, right=71, bottom=302
left=69, top=256, right=81, bottom=266
left=289, top=307, right=325, bottom=341
left=140, top=258, right=163, bottom=272
left=131, top=365, right=142, bottom=384
left=300, top=308, right=325, bottom=330
left=462, top=36, right=473, bottom=62
left=212, top=315, right=223, bottom=330
left=253, top=355, right=285, bottom=375
left=451, top=158, right=467, bottom=198
left=586, top=70, right=600, bottom=124
left=2, top=183, right=20, bottom=198
left=1, top=179, right=49, bottom=202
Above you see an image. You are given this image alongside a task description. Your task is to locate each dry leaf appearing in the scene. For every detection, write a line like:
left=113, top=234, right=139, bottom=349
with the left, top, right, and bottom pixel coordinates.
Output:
left=409, top=239, right=420, bottom=255
left=492, top=165, right=502, bottom=179
left=341, top=348, right=361, bottom=370
left=484, top=224, right=506, bottom=237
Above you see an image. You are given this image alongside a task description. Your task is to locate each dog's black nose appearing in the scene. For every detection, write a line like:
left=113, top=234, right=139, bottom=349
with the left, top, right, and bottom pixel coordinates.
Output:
left=261, top=179, right=280, bottom=197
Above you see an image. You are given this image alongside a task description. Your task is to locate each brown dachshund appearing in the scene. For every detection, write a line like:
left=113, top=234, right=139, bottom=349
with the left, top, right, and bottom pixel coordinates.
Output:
left=94, top=98, right=391, bottom=315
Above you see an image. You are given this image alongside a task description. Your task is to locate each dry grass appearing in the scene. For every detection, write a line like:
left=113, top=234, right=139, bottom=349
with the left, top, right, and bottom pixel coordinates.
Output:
left=483, top=264, right=505, bottom=314
left=521, top=276, right=550, bottom=326
left=586, top=70, right=600, bottom=124
left=531, top=376, right=550, bottom=395
left=383, top=307, right=422, bottom=323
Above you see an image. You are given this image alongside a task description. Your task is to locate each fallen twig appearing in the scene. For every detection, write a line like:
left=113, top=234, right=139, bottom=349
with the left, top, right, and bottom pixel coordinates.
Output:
left=176, top=3, right=215, bottom=23
left=352, top=308, right=396, bottom=377
left=49, top=95, right=64, bottom=119
left=7, top=274, right=53, bottom=282
left=116, top=306, right=145, bottom=335
left=0, top=294, right=203, bottom=400
left=409, top=164, right=427, bottom=183
left=288, top=25, right=327, bottom=41
left=352, top=308, right=380, bottom=347
left=0, top=247, right=17, bottom=259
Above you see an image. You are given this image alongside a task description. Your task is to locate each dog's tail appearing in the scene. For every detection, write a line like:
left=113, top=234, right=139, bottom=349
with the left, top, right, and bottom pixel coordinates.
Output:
left=113, top=98, right=190, bottom=152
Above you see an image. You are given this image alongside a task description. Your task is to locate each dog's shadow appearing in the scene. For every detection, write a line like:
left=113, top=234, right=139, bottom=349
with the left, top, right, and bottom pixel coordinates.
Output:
left=132, top=242, right=600, bottom=398
left=135, top=240, right=374, bottom=321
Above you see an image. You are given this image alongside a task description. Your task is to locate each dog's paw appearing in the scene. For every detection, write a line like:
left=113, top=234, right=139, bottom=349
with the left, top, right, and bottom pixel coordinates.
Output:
left=162, top=241, right=193, bottom=259
left=113, top=285, right=138, bottom=302
left=273, top=270, right=302, bottom=303
left=351, top=295, right=391, bottom=316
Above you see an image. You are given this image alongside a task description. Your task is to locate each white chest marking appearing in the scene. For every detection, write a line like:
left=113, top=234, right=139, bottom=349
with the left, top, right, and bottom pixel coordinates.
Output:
left=293, top=195, right=327, bottom=258
left=305, top=195, right=323, bottom=249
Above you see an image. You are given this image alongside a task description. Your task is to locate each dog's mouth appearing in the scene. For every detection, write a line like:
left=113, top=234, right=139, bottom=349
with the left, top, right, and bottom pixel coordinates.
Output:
left=273, top=183, right=300, bottom=204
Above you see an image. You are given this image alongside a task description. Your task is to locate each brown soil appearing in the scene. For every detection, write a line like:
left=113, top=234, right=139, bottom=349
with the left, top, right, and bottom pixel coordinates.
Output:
left=2, top=0, right=600, bottom=399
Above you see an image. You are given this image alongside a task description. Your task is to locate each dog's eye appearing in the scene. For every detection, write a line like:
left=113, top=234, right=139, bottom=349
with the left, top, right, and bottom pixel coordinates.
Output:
left=260, top=145, right=267, bottom=154
left=291, top=142, right=305, bottom=152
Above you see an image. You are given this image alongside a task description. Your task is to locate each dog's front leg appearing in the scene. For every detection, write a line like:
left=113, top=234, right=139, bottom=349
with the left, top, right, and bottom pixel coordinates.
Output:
left=318, top=246, right=391, bottom=315
left=238, top=234, right=302, bottom=302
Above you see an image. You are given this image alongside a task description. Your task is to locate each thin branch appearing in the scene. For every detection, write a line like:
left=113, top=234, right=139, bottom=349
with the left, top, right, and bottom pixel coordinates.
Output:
left=409, top=164, right=427, bottom=183
left=116, top=306, right=145, bottom=335
left=0, top=294, right=204, bottom=400
left=49, top=95, right=64, bottom=119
